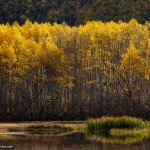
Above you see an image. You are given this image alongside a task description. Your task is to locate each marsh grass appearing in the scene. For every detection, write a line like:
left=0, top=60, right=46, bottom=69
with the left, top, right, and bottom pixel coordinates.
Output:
left=87, top=116, right=148, bottom=131
left=7, top=123, right=85, bottom=133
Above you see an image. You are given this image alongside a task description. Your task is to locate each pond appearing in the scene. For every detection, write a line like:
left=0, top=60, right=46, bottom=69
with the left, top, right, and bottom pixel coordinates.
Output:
left=0, top=129, right=149, bottom=150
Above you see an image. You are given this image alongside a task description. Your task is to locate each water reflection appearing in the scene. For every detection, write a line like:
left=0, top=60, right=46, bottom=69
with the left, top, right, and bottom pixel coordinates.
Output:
left=0, top=129, right=149, bottom=150
left=86, top=130, right=150, bottom=144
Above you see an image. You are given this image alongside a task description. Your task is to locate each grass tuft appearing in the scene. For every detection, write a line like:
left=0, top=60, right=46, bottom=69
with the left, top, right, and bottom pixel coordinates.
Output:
left=87, top=116, right=148, bottom=131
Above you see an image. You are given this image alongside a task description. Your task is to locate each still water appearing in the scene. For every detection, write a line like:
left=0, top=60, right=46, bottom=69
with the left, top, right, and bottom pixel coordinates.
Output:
left=0, top=129, right=149, bottom=150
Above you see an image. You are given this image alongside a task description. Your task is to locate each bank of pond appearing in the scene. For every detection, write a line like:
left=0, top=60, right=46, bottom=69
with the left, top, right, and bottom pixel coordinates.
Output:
left=0, top=117, right=149, bottom=137
left=0, top=117, right=149, bottom=150
left=0, top=116, right=149, bottom=133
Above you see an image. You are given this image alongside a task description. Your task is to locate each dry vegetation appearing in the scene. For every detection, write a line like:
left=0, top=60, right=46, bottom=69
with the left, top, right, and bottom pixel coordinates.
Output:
left=0, top=121, right=85, bottom=132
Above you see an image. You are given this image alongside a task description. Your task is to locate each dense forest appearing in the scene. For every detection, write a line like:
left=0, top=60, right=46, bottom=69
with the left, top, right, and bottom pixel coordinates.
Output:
left=0, top=0, right=150, bottom=25
left=0, top=19, right=150, bottom=121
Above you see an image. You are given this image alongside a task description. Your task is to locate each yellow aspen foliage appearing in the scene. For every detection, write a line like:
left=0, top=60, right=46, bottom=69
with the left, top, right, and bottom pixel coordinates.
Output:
left=90, top=21, right=121, bottom=46
left=144, top=39, right=150, bottom=79
left=121, top=44, right=147, bottom=76
left=0, top=42, right=16, bottom=64
left=38, top=41, right=67, bottom=74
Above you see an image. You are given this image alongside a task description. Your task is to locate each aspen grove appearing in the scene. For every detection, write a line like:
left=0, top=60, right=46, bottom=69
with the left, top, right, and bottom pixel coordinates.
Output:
left=0, top=19, right=150, bottom=121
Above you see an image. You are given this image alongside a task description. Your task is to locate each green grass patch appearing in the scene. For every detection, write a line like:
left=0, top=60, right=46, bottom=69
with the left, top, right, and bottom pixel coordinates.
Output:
left=87, top=116, right=148, bottom=131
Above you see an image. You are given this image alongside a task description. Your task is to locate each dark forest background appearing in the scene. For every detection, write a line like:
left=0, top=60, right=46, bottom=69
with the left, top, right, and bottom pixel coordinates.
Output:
left=0, top=0, right=150, bottom=25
